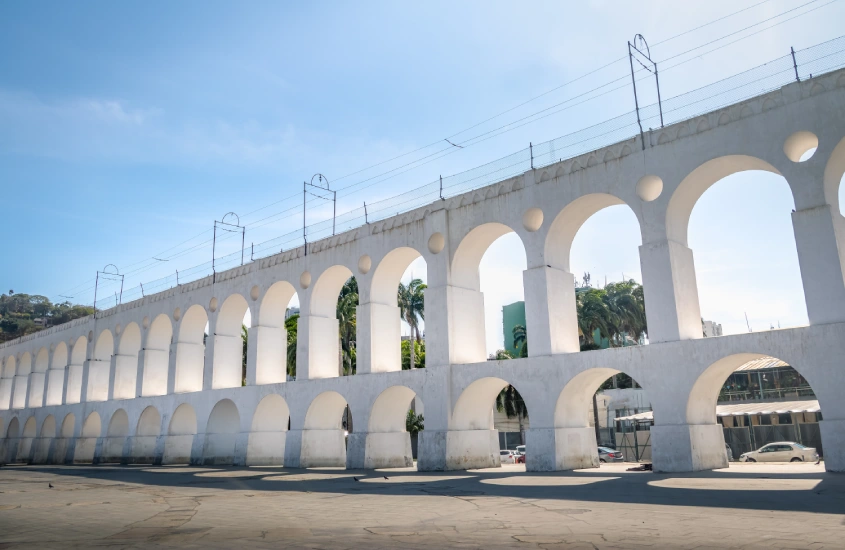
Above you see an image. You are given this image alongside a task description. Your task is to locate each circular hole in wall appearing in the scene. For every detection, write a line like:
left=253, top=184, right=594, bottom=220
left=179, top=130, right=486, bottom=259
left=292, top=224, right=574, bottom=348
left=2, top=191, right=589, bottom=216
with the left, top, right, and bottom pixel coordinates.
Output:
left=783, top=131, right=818, bottom=163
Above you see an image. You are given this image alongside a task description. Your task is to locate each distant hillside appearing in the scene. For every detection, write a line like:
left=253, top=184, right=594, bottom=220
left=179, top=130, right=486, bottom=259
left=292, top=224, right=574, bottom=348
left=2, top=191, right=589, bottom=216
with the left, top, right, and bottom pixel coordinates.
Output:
left=0, top=292, right=94, bottom=343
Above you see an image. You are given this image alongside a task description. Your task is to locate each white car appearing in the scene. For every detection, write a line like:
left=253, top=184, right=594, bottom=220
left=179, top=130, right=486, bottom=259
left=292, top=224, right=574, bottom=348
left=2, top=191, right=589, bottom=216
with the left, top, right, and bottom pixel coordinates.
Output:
left=499, top=450, right=517, bottom=464
left=739, top=442, right=819, bottom=463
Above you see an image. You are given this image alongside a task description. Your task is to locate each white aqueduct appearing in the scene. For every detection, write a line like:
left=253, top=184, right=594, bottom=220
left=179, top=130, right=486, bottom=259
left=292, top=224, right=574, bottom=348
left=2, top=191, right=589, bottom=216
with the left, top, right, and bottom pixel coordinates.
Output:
left=3, top=70, right=845, bottom=473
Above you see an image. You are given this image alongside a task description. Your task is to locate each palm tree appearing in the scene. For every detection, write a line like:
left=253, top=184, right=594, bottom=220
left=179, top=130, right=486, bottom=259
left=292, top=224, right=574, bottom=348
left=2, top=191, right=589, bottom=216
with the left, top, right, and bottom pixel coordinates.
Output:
left=496, top=385, right=528, bottom=445
left=241, top=324, right=248, bottom=386
left=576, top=288, right=612, bottom=345
left=337, top=277, right=358, bottom=376
left=603, top=280, right=647, bottom=346
left=398, top=278, right=426, bottom=369
left=512, top=324, right=527, bottom=358
left=285, top=314, right=298, bottom=380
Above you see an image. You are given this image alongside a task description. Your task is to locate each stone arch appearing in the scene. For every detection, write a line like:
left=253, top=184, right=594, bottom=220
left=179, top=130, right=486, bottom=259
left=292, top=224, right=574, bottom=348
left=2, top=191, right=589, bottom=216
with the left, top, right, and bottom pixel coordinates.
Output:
left=363, top=248, right=426, bottom=373
left=451, top=376, right=513, bottom=431
left=450, top=223, right=527, bottom=364
left=545, top=193, right=629, bottom=273
left=114, top=322, right=141, bottom=399
left=169, top=403, right=198, bottom=435
left=823, top=135, right=845, bottom=215
left=12, top=352, right=31, bottom=409
left=142, top=314, right=173, bottom=396
left=247, top=394, right=290, bottom=466
left=87, top=330, right=113, bottom=402
left=203, top=399, right=241, bottom=465
left=256, top=281, right=298, bottom=385
left=60, top=413, right=75, bottom=438
left=107, top=409, right=129, bottom=437
left=369, top=385, right=417, bottom=433
left=212, top=294, right=249, bottom=389
left=28, top=348, right=50, bottom=408
left=22, top=416, right=36, bottom=438
left=41, top=415, right=56, bottom=438
left=82, top=411, right=101, bottom=438
left=301, top=391, right=349, bottom=467
left=555, top=368, right=623, bottom=429
left=175, top=304, right=207, bottom=393
left=0, top=356, right=14, bottom=411
left=6, top=416, right=19, bottom=438
left=45, top=342, right=68, bottom=406
left=137, top=406, right=162, bottom=437
left=164, top=403, right=196, bottom=465
left=307, top=265, right=355, bottom=379
left=666, top=155, right=785, bottom=247
left=34, top=348, right=49, bottom=372
left=66, top=335, right=88, bottom=404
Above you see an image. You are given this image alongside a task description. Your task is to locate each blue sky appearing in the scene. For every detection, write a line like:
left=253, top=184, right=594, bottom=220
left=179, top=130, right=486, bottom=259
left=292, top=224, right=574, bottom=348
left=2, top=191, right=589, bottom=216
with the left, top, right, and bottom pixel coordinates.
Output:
left=2, top=0, right=843, bottom=351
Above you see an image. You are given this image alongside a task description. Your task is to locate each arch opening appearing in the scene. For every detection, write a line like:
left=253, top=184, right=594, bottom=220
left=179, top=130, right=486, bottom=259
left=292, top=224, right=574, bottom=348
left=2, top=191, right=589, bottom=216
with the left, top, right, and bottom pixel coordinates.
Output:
left=40, top=415, right=56, bottom=438
left=1, top=356, right=15, bottom=411
left=60, top=413, right=75, bottom=438
left=685, top=164, right=805, bottom=335
left=256, top=281, right=298, bottom=385
left=175, top=305, right=208, bottom=393
left=203, top=399, right=241, bottom=465
left=65, top=336, right=88, bottom=404
left=450, top=377, right=531, bottom=469
left=107, top=409, right=129, bottom=437
left=12, top=352, right=31, bottom=409
left=688, top=354, right=824, bottom=466
left=114, top=322, right=141, bottom=399
left=86, top=330, right=113, bottom=402
left=366, top=248, right=428, bottom=373
left=142, top=314, right=173, bottom=396
left=452, top=223, right=526, bottom=363
left=306, top=265, right=355, bottom=379
left=45, top=342, right=68, bottom=406
left=131, top=406, right=162, bottom=463
left=28, top=348, right=49, bottom=408
left=365, top=386, right=423, bottom=468
left=164, top=403, right=197, bottom=465
left=212, top=294, right=250, bottom=389
left=301, top=391, right=350, bottom=467
left=246, top=394, right=290, bottom=466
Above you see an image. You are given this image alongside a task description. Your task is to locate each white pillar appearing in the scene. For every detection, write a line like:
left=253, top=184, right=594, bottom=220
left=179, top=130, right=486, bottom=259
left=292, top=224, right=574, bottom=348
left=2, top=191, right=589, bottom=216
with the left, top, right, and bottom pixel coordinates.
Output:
left=424, top=284, right=486, bottom=367
left=792, top=204, right=845, bottom=325
left=166, top=341, right=178, bottom=394
left=356, top=302, right=401, bottom=374
left=651, top=423, right=728, bottom=472
left=523, top=266, right=579, bottom=356
left=639, top=239, right=703, bottom=343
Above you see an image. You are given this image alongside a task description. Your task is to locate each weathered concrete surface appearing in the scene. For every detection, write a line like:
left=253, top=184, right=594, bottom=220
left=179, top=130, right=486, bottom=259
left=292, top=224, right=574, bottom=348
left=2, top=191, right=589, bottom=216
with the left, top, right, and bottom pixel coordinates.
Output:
left=0, top=463, right=843, bottom=548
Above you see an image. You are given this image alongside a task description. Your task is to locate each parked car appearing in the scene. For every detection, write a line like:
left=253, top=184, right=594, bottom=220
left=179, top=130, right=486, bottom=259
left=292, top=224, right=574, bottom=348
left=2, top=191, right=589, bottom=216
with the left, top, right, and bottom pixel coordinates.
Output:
left=499, top=450, right=518, bottom=464
left=739, top=442, right=819, bottom=463
left=598, top=446, right=624, bottom=463
left=516, top=453, right=526, bottom=464
left=515, top=445, right=526, bottom=456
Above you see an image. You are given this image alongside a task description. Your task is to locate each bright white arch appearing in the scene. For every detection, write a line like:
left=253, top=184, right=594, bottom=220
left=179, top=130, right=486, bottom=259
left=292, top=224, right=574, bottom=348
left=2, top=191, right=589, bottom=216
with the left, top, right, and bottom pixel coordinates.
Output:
left=142, top=314, right=173, bottom=396
left=306, top=265, right=354, bottom=379
left=212, top=294, right=249, bottom=389
left=114, top=322, right=141, bottom=399
left=368, top=385, right=416, bottom=433
left=175, top=305, right=207, bottom=393
left=12, top=353, right=31, bottom=409
left=86, top=330, right=113, bottom=402
left=256, top=281, right=297, bottom=385
left=203, top=399, right=240, bottom=465
left=28, top=348, right=49, bottom=408
left=45, top=342, right=68, bottom=406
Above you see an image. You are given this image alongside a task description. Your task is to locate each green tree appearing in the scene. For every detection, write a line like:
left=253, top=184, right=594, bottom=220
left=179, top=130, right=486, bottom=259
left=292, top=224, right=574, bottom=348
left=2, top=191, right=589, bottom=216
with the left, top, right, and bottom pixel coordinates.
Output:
left=0, top=293, right=94, bottom=342
left=406, top=409, right=424, bottom=434
left=512, top=324, right=528, bottom=358
left=337, top=277, right=358, bottom=375
left=285, top=313, right=298, bottom=379
left=398, top=279, right=426, bottom=369
left=576, top=288, right=612, bottom=345
left=241, top=324, right=248, bottom=386
left=401, top=339, right=425, bottom=369
left=490, top=349, right=514, bottom=360
left=496, top=385, right=528, bottom=445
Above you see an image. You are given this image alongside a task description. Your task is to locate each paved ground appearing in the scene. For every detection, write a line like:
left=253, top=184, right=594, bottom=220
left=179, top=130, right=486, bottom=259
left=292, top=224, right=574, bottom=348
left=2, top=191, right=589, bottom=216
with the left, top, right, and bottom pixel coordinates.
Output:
left=0, top=462, right=842, bottom=549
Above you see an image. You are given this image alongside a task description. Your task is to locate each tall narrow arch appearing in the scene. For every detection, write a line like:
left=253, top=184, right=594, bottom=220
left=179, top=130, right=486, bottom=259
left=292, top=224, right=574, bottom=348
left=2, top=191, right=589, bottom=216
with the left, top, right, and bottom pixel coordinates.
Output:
left=0, top=356, right=14, bottom=410
left=86, top=330, right=113, bottom=402
left=256, top=281, right=297, bottom=384
left=164, top=403, right=197, bottom=465
left=66, top=335, right=88, bottom=404
left=142, top=314, right=173, bottom=396
left=45, top=342, right=68, bottom=406
left=114, top=323, right=141, bottom=399
left=28, top=348, right=49, bottom=408
left=301, top=391, right=349, bottom=467
left=305, top=265, right=354, bottom=379
left=12, top=352, right=31, bottom=409
left=175, top=305, right=207, bottom=393
left=203, top=399, right=241, bottom=465
left=247, top=394, right=290, bottom=466
left=212, top=294, right=249, bottom=389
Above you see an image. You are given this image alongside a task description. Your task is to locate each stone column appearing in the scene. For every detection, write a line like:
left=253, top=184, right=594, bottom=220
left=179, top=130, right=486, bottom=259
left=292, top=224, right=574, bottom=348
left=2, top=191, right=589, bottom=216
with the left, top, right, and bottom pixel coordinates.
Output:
left=639, top=239, right=703, bottom=343
left=523, top=266, right=579, bottom=356
left=651, top=423, right=728, bottom=472
left=792, top=204, right=845, bottom=325
left=250, top=324, right=287, bottom=385
left=107, top=351, right=120, bottom=400
left=296, top=314, right=339, bottom=380
left=166, top=341, right=178, bottom=395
